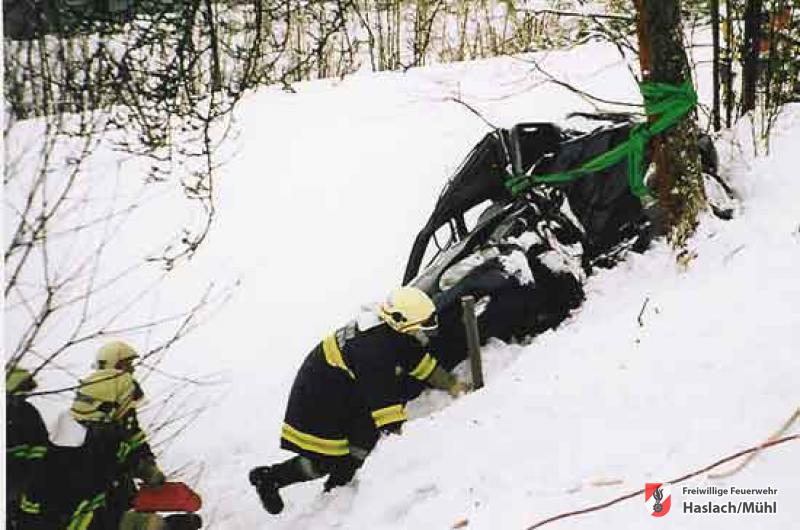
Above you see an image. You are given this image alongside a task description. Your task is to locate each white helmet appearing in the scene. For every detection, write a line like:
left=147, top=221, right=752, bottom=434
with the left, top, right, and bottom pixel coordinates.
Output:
left=96, top=341, right=138, bottom=369
left=378, top=287, right=437, bottom=334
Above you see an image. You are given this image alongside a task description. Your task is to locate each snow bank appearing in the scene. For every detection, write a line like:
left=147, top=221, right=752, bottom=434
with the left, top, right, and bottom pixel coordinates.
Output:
left=186, top=44, right=799, bottom=529
left=248, top=107, right=800, bottom=530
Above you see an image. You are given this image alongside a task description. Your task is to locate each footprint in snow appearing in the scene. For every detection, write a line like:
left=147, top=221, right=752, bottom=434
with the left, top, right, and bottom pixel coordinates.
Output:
left=384, top=484, right=440, bottom=521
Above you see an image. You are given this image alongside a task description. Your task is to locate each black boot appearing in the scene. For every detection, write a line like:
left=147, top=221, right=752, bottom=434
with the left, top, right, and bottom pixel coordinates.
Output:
left=249, top=457, right=322, bottom=515
left=164, top=513, right=203, bottom=530
left=249, top=466, right=285, bottom=514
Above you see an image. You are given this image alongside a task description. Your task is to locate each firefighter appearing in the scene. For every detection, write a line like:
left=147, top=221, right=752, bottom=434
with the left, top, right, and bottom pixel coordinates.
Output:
left=68, top=341, right=167, bottom=530
left=249, top=286, right=467, bottom=515
left=18, top=341, right=178, bottom=530
left=6, top=366, right=50, bottom=530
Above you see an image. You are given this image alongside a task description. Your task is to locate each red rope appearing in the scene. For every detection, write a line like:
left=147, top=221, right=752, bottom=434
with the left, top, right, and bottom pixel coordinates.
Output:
left=526, top=434, right=799, bottom=530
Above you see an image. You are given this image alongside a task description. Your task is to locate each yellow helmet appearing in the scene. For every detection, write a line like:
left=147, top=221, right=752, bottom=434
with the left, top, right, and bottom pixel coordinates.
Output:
left=96, top=341, right=138, bottom=369
left=378, top=286, right=437, bottom=334
left=70, top=369, right=141, bottom=423
left=6, top=366, right=37, bottom=395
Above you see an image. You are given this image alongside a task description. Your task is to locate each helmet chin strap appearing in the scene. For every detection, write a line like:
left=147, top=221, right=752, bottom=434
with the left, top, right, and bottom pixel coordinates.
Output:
left=408, top=329, right=430, bottom=346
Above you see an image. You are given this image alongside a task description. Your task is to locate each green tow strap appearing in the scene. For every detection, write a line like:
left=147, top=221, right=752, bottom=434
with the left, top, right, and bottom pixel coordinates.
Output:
left=506, top=80, right=698, bottom=199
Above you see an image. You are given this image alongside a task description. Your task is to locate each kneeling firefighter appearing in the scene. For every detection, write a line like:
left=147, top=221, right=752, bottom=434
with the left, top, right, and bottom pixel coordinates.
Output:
left=19, top=341, right=200, bottom=530
left=68, top=341, right=170, bottom=530
left=249, top=287, right=467, bottom=515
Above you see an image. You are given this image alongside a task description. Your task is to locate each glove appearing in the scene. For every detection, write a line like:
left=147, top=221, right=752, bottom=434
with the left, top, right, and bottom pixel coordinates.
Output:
left=380, top=423, right=403, bottom=436
left=448, top=380, right=472, bottom=398
left=139, top=458, right=166, bottom=487
left=145, top=466, right=166, bottom=487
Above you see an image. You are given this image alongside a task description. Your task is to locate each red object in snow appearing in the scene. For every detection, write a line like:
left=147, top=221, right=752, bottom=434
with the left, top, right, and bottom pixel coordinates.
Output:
left=133, top=482, right=202, bottom=513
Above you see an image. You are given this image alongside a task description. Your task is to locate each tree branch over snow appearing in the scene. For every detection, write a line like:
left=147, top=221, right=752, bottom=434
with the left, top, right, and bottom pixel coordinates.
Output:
left=526, top=433, right=800, bottom=530
left=521, top=56, right=644, bottom=110
left=519, top=8, right=634, bottom=23
left=447, top=97, right=499, bottom=130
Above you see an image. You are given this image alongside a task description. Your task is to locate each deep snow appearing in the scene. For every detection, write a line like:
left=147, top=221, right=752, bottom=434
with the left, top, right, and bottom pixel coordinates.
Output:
left=5, top=39, right=799, bottom=529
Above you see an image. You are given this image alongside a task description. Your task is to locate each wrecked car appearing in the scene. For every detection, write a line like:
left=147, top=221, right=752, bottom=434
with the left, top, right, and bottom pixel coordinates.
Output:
left=401, top=114, right=733, bottom=395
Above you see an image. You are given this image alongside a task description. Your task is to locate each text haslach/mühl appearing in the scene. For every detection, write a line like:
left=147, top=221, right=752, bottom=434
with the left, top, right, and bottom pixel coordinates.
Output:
left=683, top=501, right=778, bottom=514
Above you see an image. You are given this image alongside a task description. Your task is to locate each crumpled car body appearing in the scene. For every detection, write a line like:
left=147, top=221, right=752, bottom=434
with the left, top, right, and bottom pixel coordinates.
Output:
left=400, top=115, right=728, bottom=393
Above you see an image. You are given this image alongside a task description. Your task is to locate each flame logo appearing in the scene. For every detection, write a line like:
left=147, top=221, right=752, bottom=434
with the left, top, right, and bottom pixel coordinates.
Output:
left=645, top=482, right=671, bottom=517
left=653, top=487, right=663, bottom=503
left=653, top=486, right=664, bottom=513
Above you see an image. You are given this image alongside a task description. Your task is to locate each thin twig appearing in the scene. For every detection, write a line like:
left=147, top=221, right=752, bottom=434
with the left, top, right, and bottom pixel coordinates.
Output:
left=723, top=244, right=746, bottom=264
left=138, top=363, right=226, bottom=387
left=709, top=407, right=800, bottom=479
left=522, top=56, right=643, bottom=109
left=519, top=8, right=634, bottom=23
left=637, top=296, right=650, bottom=327
left=526, top=434, right=799, bottom=530
left=447, top=97, right=498, bottom=130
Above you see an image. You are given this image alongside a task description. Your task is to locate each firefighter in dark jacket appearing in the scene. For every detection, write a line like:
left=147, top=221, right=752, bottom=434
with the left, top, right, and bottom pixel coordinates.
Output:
left=6, top=366, right=50, bottom=530
left=70, top=341, right=176, bottom=530
left=17, top=341, right=179, bottom=530
left=249, top=286, right=467, bottom=515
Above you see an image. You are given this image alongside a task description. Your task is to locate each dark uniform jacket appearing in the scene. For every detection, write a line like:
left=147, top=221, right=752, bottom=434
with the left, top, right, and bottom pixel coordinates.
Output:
left=281, top=317, right=440, bottom=462
left=6, top=396, right=50, bottom=526
left=18, top=387, right=155, bottom=529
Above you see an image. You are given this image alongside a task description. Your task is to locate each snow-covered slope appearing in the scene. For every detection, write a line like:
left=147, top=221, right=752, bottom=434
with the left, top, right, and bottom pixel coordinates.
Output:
left=223, top=111, right=800, bottom=530
left=153, top=45, right=800, bottom=529
left=8, top=39, right=798, bottom=529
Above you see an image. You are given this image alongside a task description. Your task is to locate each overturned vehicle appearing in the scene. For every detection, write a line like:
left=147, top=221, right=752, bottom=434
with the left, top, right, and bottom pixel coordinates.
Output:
left=401, top=114, right=734, bottom=395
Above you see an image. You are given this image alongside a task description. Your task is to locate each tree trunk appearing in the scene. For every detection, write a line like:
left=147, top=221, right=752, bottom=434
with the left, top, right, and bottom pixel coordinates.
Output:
left=634, top=0, right=706, bottom=250
left=711, top=0, right=722, bottom=131
left=203, top=0, right=222, bottom=92
left=741, top=0, right=764, bottom=114
left=724, top=0, right=735, bottom=128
